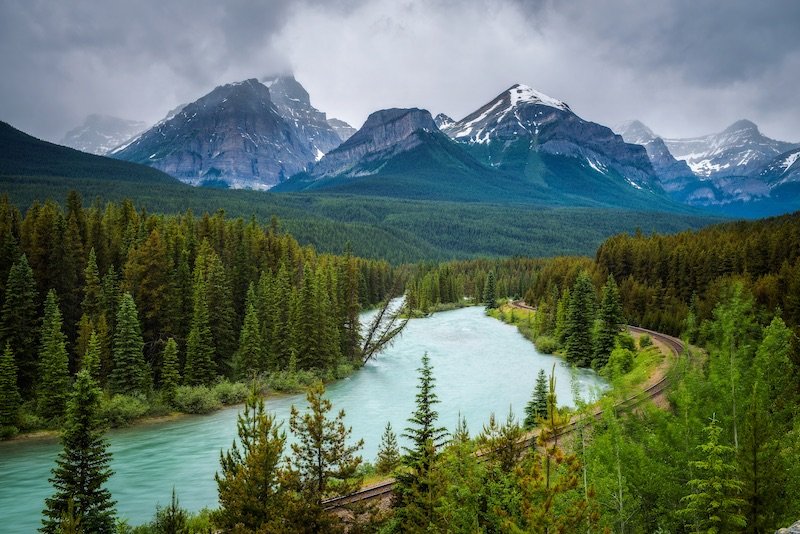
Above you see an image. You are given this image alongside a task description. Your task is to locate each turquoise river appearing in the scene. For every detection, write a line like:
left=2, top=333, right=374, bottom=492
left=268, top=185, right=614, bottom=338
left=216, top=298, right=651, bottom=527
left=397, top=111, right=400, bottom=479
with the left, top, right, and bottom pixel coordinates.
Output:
left=0, top=306, right=607, bottom=531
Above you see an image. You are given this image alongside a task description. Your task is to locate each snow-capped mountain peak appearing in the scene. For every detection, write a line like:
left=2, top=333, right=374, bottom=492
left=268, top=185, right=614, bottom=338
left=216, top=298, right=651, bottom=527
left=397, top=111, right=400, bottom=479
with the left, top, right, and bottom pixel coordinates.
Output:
left=507, top=83, right=570, bottom=112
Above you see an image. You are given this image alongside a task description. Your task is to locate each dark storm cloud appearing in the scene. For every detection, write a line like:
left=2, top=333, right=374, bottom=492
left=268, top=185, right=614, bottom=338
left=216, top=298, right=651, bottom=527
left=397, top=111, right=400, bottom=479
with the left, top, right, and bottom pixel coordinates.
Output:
left=1, top=0, right=798, bottom=143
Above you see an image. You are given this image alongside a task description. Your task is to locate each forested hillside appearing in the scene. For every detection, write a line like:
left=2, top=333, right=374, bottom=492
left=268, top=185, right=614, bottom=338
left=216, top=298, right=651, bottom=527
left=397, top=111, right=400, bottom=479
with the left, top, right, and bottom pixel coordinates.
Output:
left=0, top=192, right=393, bottom=437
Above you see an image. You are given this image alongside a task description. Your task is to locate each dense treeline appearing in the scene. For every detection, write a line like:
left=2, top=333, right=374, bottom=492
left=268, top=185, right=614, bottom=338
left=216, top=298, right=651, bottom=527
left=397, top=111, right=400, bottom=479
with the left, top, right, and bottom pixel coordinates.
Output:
left=405, top=257, right=547, bottom=312
left=0, top=192, right=393, bottom=437
left=1, top=173, right=719, bottom=263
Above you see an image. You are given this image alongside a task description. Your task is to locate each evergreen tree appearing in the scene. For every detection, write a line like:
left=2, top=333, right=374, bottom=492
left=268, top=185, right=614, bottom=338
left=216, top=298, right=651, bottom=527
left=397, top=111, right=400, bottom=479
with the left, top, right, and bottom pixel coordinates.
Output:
left=41, top=370, right=116, bottom=533
left=152, top=488, right=188, bottom=534
left=593, top=274, right=624, bottom=369
left=554, top=287, right=570, bottom=344
left=288, top=382, right=364, bottom=506
left=395, top=353, right=449, bottom=530
left=109, top=292, right=149, bottom=395
left=565, top=271, right=596, bottom=367
left=0, top=253, right=39, bottom=394
left=376, top=422, right=401, bottom=475
left=205, top=254, right=237, bottom=377
left=0, top=342, right=21, bottom=430
left=234, top=286, right=263, bottom=380
left=215, top=386, right=289, bottom=532
left=160, top=338, right=180, bottom=406
left=524, top=368, right=549, bottom=429
left=74, top=313, right=93, bottom=371
left=81, top=247, right=102, bottom=321
left=37, top=290, right=71, bottom=421
left=484, top=270, right=497, bottom=309
left=81, top=331, right=102, bottom=382
left=680, top=416, right=746, bottom=533
left=184, top=275, right=216, bottom=386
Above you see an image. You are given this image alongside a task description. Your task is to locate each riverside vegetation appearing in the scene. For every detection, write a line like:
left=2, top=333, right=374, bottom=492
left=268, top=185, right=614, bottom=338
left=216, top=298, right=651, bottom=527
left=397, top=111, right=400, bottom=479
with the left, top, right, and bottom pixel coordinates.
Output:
left=1, top=192, right=799, bottom=532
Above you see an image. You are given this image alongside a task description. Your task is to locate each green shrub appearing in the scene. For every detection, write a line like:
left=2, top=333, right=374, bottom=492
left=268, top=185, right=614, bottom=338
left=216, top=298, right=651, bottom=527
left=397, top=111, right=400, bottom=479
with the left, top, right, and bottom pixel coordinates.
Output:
left=172, top=386, right=221, bottom=414
left=212, top=380, right=249, bottom=405
left=0, top=425, right=19, bottom=439
left=534, top=335, right=559, bottom=354
left=616, top=332, right=636, bottom=351
left=638, top=334, right=652, bottom=348
left=16, top=409, right=45, bottom=432
left=266, top=370, right=318, bottom=393
left=100, top=394, right=149, bottom=427
left=604, top=347, right=636, bottom=379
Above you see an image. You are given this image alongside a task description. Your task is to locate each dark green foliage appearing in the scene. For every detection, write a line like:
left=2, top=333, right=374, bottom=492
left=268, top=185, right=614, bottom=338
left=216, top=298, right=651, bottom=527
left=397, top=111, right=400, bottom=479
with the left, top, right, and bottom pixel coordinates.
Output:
left=375, top=422, right=401, bottom=475
left=110, top=293, right=149, bottom=395
left=215, top=387, right=288, bottom=532
left=152, top=489, right=188, bottom=534
left=184, top=274, right=216, bottom=386
left=0, top=342, right=21, bottom=430
left=593, top=274, right=623, bottom=368
left=0, top=253, right=38, bottom=393
left=680, top=417, right=746, bottom=533
left=288, top=381, right=363, bottom=505
left=81, top=248, right=102, bottom=321
left=82, top=331, right=102, bottom=382
left=483, top=270, right=497, bottom=309
left=564, top=271, right=596, bottom=367
left=160, top=339, right=180, bottom=406
left=395, top=353, right=449, bottom=530
left=41, top=370, right=116, bottom=533
left=523, top=368, right=548, bottom=429
left=36, top=290, right=71, bottom=421
left=233, top=287, right=262, bottom=380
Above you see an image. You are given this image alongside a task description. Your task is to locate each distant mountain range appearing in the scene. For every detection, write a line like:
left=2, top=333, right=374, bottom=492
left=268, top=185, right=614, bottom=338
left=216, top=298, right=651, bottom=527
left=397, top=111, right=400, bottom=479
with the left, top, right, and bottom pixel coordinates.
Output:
left=10, top=74, right=800, bottom=217
left=615, top=120, right=800, bottom=214
left=60, top=114, right=147, bottom=155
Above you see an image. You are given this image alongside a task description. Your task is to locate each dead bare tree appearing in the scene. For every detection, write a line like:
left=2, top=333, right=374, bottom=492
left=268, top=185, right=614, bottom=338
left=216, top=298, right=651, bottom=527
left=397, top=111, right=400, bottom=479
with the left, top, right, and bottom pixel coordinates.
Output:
left=360, top=282, right=409, bottom=365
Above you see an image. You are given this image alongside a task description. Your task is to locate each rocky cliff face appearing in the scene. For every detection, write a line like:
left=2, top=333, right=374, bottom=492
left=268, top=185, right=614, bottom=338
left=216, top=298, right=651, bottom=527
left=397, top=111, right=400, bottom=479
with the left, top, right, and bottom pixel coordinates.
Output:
left=263, top=75, right=343, bottom=158
left=61, top=114, right=147, bottom=155
left=310, top=108, right=440, bottom=178
left=327, top=118, right=357, bottom=142
left=443, top=84, right=661, bottom=192
left=615, top=120, right=697, bottom=193
left=110, top=79, right=317, bottom=189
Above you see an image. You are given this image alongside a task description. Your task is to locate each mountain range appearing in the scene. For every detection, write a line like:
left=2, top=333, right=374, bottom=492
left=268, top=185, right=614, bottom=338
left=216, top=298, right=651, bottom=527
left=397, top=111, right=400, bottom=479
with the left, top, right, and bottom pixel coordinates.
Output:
left=615, top=119, right=800, bottom=213
left=60, top=114, right=147, bottom=155
left=10, top=74, right=800, bottom=217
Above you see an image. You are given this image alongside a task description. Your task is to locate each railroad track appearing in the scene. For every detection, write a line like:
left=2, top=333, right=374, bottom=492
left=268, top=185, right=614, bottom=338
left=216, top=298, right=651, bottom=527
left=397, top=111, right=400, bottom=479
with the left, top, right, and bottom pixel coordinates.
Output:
left=322, top=304, right=685, bottom=511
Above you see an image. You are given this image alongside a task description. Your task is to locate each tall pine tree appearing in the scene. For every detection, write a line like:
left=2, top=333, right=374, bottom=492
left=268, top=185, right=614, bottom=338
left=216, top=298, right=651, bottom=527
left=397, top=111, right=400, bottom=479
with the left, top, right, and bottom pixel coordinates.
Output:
left=593, top=274, right=624, bottom=369
left=184, top=275, right=216, bottom=386
left=233, top=286, right=263, bottom=380
left=0, top=253, right=39, bottom=394
left=484, top=270, right=497, bottom=310
left=37, top=290, right=71, bottom=421
left=109, top=293, right=149, bottom=395
left=524, top=368, right=549, bottom=429
left=160, top=338, right=180, bottom=406
left=41, top=370, right=116, bottom=533
left=565, top=271, right=596, bottom=367
left=395, top=353, right=449, bottom=530
left=0, top=342, right=21, bottom=431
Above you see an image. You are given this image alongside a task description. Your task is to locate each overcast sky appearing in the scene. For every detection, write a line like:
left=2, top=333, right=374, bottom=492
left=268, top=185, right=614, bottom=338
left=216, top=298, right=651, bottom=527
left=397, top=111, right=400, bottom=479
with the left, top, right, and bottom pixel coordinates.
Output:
left=1, top=0, right=799, bottom=143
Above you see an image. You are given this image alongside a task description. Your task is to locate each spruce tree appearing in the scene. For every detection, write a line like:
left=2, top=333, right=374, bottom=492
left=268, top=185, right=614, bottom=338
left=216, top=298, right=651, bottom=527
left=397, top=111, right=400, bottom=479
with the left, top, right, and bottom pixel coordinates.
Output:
left=152, top=488, right=188, bottom=534
left=205, top=252, right=237, bottom=377
left=160, top=338, right=180, bottom=406
left=680, top=417, right=746, bottom=533
left=269, top=263, right=294, bottom=371
left=215, top=386, right=288, bottom=532
left=0, top=253, right=39, bottom=394
left=0, top=342, right=21, bottom=430
left=524, top=368, right=549, bottom=429
left=184, top=276, right=216, bottom=386
left=593, top=274, right=624, bottom=369
left=564, top=271, right=596, bottom=367
left=395, top=353, right=449, bottom=529
left=42, top=370, right=116, bottom=533
left=234, top=288, right=263, bottom=380
left=82, top=331, right=102, bottom=382
left=81, top=247, right=102, bottom=321
left=288, top=382, right=364, bottom=506
left=109, top=292, right=149, bottom=395
left=484, top=270, right=497, bottom=309
left=376, top=422, right=401, bottom=475
left=37, top=290, right=71, bottom=421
